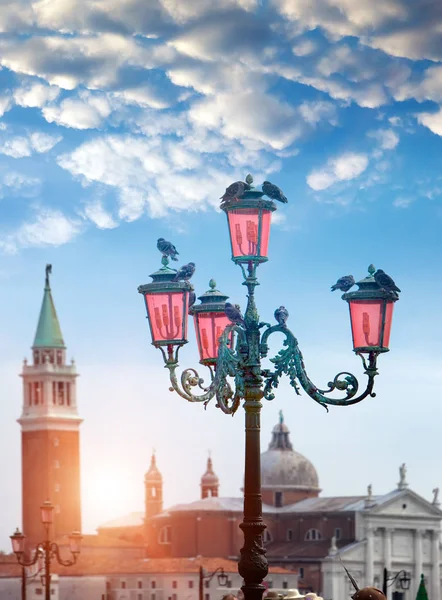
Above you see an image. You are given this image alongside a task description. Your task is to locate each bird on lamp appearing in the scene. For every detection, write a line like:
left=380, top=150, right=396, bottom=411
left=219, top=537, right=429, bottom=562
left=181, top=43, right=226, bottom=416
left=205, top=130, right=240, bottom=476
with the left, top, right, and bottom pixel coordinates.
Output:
left=374, top=269, right=401, bottom=294
left=157, top=238, right=179, bottom=261
left=274, top=306, right=289, bottom=327
left=220, top=181, right=251, bottom=205
left=173, top=262, right=195, bottom=282
left=225, top=302, right=245, bottom=326
left=331, top=275, right=355, bottom=292
left=262, top=181, right=288, bottom=203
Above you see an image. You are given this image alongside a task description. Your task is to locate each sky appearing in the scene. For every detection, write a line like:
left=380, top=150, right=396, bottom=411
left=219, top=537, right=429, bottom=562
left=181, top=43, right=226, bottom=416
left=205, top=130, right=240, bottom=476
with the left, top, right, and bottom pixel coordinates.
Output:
left=1, top=0, right=442, bottom=552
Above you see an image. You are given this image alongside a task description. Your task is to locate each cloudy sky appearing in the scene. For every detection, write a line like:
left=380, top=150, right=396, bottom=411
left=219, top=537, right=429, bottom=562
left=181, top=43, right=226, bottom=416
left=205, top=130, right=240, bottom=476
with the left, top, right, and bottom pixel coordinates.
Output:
left=1, top=0, right=442, bottom=550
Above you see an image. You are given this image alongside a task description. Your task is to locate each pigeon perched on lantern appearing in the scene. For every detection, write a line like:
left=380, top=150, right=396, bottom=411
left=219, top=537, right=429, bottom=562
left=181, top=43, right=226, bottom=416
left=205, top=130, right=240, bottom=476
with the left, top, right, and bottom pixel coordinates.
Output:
left=220, top=181, right=251, bottom=205
left=374, top=269, right=401, bottom=294
left=225, top=302, right=245, bottom=326
left=262, top=181, right=288, bottom=203
left=331, top=275, right=355, bottom=292
left=174, top=262, right=196, bottom=282
left=157, top=238, right=179, bottom=261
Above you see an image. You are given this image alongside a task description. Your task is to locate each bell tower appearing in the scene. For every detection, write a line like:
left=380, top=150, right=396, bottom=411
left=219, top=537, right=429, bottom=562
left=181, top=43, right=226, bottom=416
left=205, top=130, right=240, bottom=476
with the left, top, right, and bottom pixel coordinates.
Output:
left=19, top=265, right=82, bottom=546
left=201, top=455, right=219, bottom=499
left=145, top=452, right=163, bottom=519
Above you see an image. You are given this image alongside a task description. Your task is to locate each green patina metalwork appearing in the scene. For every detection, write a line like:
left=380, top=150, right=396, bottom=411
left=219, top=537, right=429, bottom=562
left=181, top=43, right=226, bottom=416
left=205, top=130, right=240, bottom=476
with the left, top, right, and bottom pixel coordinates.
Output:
left=33, top=265, right=65, bottom=349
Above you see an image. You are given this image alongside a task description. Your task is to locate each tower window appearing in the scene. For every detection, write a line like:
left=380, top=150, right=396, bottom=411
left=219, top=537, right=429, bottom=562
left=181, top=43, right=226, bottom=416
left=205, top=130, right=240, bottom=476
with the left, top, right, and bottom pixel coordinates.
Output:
left=151, top=487, right=156, bottom=498
left=57, top=382, right=64, bottom=405
left=138, top=581, right=143, bottom=589
left=159, top=526, right=171, bottom=544
left=32, top=382, right=41, bottom=405
left=335, top=527, right=342, bottom=540
left=287, top=529, right=293, bottom=542
left=56, top=350, right=62, bottom=365
left=151, top=581, right=156, bottom=589
left=189, top=581, right=194, bottom=589
left=53, top=460, right=60, bottom=469
left=274, top=491, right=283, bottom=507
left=121, top=581, right=126, bottom=589
left=172, top=581, right=177, bottom=589
left=55, top=504, right=60, bottom=514
left=305, top=528, right=322, bottom=541
left=53, top=437, right=59, bottom=447
left=54, top=483, right=60, bottom=492
left=66, top=383, right=70, bottom=406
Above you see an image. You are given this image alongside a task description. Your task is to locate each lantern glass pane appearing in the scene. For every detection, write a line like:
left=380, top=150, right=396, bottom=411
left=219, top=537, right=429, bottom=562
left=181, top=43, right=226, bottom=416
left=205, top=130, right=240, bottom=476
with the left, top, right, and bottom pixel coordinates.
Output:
left=69, top=532, right=82, bottom=555
left=40, top=502, right=53, bottom=525
left=227, top=208, right=272, bottom=259
left=349, top=299, right=394, bottom=350
left=194, top=313, right=233, bottom=362
left=11, top=533, right=25, bottom=554
left=145, top=291, right=188, bottom=343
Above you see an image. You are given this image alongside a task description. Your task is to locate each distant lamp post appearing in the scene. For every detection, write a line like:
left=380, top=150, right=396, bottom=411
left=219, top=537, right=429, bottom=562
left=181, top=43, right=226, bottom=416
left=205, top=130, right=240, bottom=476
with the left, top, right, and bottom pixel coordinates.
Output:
left=138, top=175, right=400, bottom=600
left=199, top=566, right=228, bottom=600
left=382, top=569, right=411, bottom=595
left=11, top=500, right=82, bottom=600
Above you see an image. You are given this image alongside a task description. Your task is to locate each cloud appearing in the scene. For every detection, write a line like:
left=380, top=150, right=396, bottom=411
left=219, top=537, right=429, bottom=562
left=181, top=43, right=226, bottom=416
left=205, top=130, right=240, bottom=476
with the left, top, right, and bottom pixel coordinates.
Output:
left=416, top=108, right=442, bottom=137
left=393, top=196, right=414, bottom=209
left=367, top=128, right=399, bottom=150
left=82, top=200, right=118, bottom=229
left=292, top=39, right=317, bottom=56
left=13, top=81, right=60, bottom=108
left=307, top=152, right=369, bottom=190
left=42, top=92, right=112, bottom=129
left=0, top=209, right=82, bottom=253
left=0, top=171, right=41, bottom=199
left=0, top=132, right=62, bottom=157
left=0, top=96, right=12, bottom=118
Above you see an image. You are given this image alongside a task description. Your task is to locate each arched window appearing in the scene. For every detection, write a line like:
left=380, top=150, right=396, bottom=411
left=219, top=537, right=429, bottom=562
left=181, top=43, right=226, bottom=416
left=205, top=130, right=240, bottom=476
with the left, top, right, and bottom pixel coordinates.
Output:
left=158, top=526, right=171, bottom=544
left=263, top=530, right=272, bottom=543
left=305, top=528, right=322, bottom=541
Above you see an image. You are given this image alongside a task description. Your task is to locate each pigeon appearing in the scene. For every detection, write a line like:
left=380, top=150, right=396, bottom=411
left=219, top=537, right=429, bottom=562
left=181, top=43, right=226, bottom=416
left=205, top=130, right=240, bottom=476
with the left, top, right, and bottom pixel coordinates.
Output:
left=157, top=238, right=179, bottom=261
left=188, top=291, right=196, bottom=308
left=374, top=269, right=401, bottom=293
left=262, top=181, right=288, bottom=203
left=220, top=181, right=251, bottom=204
left=274, top=306, right=289, bottom=327
left=331, top=275, right=355, bottom=292
left=225, top=302, right=244, bottom=326
left=173, top=262, right=195, bottom=282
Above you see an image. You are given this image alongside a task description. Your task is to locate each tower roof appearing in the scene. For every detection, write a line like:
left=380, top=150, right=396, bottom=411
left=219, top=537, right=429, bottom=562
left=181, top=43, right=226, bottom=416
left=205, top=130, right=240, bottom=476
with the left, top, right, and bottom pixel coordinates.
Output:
left=201, top=456, right=219, bottom=487
left=145, top=452, right=162, bottom=483
left=33, top=264, right=65, bottom=349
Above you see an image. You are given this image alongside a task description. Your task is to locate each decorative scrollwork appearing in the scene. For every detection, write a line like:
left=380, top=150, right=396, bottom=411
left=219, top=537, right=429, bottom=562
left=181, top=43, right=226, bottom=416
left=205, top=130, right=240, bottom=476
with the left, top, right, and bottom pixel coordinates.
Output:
left=260, top=325, right=379, bottom=412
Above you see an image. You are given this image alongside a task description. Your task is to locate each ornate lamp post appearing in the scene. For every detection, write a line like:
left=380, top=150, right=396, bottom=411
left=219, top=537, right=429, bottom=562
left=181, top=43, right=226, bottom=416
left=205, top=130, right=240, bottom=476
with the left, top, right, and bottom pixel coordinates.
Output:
left=10, top=500, right=82, bottom=600
left=199, top=566, right=228, bottom=600
left=382, top=569, right=411, bottom=595
left=138, top=176, right=400, bottom=600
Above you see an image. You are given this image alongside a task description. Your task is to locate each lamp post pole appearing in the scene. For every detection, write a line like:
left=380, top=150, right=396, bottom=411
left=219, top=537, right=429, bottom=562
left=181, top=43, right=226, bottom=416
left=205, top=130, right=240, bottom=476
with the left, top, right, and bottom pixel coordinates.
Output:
left=382, top=568, right=411, bottom=596
left=10, top=501, right=82, bottom=600
left=199, top=566, right=228, bottom=600
left=138, top=175, right=400, bottom=600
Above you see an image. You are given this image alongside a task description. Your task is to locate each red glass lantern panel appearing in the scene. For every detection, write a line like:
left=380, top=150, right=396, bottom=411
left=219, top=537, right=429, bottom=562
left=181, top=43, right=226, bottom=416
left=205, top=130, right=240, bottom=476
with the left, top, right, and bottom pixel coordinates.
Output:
left=10, top=529, right=25, bottom=554
left=349, top=299, right=394, bottom=351
left=69, top=531, right=82, bottom=555
left=193, top=312, right=233, bottom=364
left=40, top=500, right=54, bottom=525
left=227, top=208, right=272, bottom=260
left=144, top=291, right=188, bottom=344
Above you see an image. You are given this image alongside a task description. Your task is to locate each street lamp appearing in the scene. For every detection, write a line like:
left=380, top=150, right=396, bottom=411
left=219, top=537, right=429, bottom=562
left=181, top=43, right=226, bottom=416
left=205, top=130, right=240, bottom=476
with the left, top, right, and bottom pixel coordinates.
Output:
left=137, top=175, right=399, bottom=600
left=10, top=500, right=82, bottom=600
left=382, top=569, right=411, bottom=595
left=199, top=566, right=228, bottom=600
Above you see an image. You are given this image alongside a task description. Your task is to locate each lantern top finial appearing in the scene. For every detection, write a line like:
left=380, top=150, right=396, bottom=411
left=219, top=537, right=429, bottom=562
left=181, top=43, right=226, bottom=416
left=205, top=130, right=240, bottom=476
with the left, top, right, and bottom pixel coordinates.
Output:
left=209, top=279, right=216, bottom=290
left=245, top=174, right=254, bottom=186
left=368, top=264, right=376, bottom=276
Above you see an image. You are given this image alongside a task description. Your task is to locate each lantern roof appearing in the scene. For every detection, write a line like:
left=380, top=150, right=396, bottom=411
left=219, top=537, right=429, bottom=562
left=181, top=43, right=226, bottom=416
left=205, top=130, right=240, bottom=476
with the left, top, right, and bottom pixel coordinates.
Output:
left=138, top=256, right=193, bottom=294
left=342, top=264, right=400, bottom=303
left=190, top=279, right=229, bottom=314
left=33, top=264, right=66, bottom=349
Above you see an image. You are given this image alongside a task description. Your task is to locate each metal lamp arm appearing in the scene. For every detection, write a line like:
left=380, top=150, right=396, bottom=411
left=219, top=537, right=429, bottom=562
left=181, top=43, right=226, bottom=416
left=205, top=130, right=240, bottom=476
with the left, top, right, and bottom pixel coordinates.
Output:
left=203, top=567, right=226, bottom=583
left=49, top=543, right=77, bottom=567
left=386, top=570, right=408, bottom=588
left=260, top=325, right=378, bottom=411
left=15, top=544, right=45, bottom=567
left=160, top=326, right=246, bottom=414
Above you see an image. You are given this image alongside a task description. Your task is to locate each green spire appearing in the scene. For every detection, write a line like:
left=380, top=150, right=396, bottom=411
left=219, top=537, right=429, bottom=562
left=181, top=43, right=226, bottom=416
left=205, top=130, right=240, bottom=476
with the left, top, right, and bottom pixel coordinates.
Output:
left=416, top=574, right=428, bottom=600
left=32, top=264, right=65, bottom=349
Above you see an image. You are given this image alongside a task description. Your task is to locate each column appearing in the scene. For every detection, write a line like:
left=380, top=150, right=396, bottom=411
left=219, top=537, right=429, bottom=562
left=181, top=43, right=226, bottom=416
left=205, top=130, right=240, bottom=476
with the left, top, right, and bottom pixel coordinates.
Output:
left=432, top=530, right=440, bottom=600
left=383, top=528, right=393, bottom=600
left=414, top=530, right=423, bottom=598
left=366, top=526, right=374, bottom=586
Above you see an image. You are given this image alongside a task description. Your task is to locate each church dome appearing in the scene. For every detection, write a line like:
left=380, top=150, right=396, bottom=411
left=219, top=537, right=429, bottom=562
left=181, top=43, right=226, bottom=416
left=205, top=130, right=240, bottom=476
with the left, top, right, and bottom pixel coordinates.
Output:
left=261, top=412, right=320, bottom=492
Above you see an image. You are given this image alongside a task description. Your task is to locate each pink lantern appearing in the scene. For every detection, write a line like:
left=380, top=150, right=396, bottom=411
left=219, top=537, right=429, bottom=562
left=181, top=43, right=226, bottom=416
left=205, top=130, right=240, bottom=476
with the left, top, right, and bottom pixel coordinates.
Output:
left=69, top=531, right=82, bottom=555
left=10, top=528, right=25, bottom=555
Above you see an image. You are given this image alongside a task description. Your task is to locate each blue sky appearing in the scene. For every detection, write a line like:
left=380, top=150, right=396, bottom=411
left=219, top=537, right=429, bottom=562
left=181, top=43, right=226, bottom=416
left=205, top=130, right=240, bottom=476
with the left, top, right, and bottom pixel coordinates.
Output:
left=1, top=0, right=442, bottom=551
